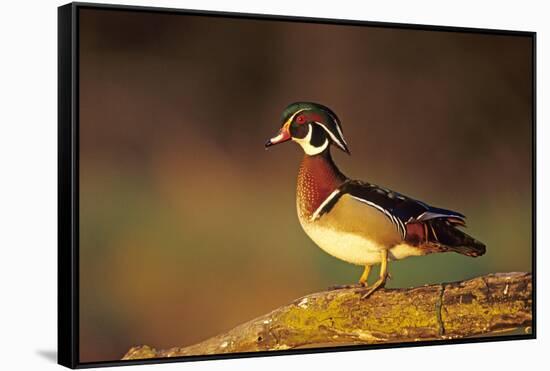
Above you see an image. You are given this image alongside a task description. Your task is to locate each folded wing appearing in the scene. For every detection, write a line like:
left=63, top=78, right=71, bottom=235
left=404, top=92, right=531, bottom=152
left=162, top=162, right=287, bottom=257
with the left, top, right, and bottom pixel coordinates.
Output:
left=312, top=180, right=485, bottom=257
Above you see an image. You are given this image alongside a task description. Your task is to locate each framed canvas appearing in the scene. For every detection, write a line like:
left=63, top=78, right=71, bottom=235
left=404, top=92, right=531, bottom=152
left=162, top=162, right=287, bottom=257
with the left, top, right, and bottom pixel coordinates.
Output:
left=58, top=2, right=536, bottom=368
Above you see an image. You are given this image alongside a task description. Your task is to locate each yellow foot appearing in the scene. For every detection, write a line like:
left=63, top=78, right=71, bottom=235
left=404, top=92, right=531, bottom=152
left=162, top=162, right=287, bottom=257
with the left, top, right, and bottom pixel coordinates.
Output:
left=360, top=250, right=390, bottom=299
left=359, top=276, right=387, bottom=299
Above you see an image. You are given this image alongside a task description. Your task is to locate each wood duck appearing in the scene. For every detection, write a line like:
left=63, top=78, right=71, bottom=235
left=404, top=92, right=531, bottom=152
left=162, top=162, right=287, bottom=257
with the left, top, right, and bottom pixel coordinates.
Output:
left=265, top=102, right=486, bottom=298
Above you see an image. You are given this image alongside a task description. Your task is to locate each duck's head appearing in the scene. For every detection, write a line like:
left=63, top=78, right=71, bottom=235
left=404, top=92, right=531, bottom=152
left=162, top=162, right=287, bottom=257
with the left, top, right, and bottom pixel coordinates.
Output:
left=265, top=102, right=350, bottom=156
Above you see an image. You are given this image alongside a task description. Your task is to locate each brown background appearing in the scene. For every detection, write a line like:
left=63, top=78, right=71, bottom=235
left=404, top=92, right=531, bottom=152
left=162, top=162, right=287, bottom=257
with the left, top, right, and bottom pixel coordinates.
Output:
left=78, top=8, right=533, bottom=362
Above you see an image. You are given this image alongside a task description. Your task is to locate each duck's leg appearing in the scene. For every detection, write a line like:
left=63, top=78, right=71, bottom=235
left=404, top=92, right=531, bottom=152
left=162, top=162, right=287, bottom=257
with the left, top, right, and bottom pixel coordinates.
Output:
left=328, top=265, right=373, bottom=290
left=361, top=250, right=389, bottom=299
left=358, top=265, right=372, bottom=286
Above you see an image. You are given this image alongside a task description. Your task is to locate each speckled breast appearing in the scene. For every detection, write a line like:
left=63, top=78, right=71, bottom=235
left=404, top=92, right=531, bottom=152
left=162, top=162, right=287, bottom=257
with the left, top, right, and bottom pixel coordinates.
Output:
left=296, top=154, right=346, bottom=221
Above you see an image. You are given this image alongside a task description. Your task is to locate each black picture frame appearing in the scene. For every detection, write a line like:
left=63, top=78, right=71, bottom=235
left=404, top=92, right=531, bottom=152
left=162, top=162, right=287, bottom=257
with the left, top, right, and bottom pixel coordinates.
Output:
left=58, top=2, right=536, bottom=368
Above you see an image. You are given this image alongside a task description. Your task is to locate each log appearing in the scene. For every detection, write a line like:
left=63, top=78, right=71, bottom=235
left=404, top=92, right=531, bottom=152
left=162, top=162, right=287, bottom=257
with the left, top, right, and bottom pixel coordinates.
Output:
left=123, top=272, right=532, bottom=360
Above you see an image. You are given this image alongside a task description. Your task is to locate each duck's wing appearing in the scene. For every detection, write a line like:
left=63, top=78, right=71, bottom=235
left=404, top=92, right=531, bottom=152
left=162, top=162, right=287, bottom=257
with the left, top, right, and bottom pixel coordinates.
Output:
left=312, top=179, right=484, bottom=257
left=311, top=179, right=466, bottom=240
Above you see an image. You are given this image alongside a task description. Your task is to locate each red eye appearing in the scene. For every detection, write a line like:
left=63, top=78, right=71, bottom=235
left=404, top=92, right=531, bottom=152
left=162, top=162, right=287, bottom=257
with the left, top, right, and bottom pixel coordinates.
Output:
left=296, top=115, right=306, bottom=124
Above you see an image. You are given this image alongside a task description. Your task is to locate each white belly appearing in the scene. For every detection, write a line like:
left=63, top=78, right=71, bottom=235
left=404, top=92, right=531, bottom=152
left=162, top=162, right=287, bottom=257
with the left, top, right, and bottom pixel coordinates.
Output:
left=297, top=192, right=426, bottom=266
left=301, top=223, right=426, bottom=266
left=301, top=223, right=384, bottom=265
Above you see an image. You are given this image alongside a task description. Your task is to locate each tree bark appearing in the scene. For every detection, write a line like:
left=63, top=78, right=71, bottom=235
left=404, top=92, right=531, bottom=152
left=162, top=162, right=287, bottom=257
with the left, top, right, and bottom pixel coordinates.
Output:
left=123, top=272, right=532, bottom=360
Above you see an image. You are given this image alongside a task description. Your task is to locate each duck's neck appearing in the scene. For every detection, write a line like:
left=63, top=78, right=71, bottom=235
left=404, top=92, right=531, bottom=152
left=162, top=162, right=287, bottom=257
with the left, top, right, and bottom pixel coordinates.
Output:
left=297, top=149, right=347, bottom=220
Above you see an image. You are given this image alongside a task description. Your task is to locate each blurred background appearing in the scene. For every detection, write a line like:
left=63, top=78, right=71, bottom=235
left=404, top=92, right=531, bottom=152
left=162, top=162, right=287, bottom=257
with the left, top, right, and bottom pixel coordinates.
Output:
left=78, top=8, right=533, bottom=362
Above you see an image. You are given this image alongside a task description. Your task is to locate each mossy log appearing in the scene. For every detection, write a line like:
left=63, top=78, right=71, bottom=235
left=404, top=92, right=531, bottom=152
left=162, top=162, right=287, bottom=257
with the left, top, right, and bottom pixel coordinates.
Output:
left=123, top=272, right=532, bottom=360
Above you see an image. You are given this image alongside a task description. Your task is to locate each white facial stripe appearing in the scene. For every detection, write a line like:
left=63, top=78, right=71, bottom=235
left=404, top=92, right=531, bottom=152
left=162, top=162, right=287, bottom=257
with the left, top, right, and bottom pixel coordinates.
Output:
left=327, top=112, right=348, bottom=147
left=293, top=124, right=329, bottom=155
left=313, top=121, right=347, bottom=151
left=287, top=108, right=347, bottom=155
left=334, top=121, right=348, bottom=146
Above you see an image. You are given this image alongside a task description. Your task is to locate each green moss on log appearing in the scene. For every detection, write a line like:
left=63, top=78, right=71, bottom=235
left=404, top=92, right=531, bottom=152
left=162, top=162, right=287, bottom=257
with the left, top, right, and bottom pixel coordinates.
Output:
left=123, top=272, right=532, bottom=360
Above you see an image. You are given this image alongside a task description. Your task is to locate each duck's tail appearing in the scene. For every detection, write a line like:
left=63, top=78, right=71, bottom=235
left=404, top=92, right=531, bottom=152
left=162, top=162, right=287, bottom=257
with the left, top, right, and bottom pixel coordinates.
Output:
left=426, top=218, right=486, bottom=257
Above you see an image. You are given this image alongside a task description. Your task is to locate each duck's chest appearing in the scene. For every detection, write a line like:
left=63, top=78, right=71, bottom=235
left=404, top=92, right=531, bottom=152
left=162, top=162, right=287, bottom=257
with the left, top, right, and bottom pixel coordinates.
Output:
left=294, top=155, right=420, bottom=265
left=295, top=155, right=382, bottom=265
left=296, top=154, right=345, bottom=220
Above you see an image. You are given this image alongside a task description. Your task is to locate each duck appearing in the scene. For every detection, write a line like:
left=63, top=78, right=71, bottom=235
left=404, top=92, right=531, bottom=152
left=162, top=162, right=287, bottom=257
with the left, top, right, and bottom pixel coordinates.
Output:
left=265, top=102, right=486, bottom=298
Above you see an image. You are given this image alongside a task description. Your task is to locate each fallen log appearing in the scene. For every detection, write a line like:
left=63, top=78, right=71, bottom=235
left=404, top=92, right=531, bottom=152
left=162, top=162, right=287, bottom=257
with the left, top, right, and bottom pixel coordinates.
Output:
left=123, top=272, right=532, bottom=360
